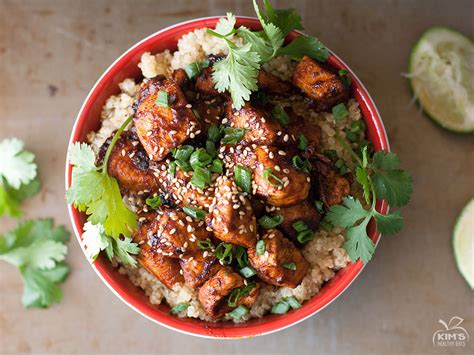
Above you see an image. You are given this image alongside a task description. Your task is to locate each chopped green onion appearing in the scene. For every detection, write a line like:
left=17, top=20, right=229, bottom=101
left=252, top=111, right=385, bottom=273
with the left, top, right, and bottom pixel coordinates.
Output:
left=292, top=220, right=308, bottom=233
left=272, top=106, right=290, bottom=126
left=320, top=219, right=333, bottom=231
left=271, top=300, right=290, bottom=315
left=338, top=69, right=352, bottom=86
left=297, top=134, right=309, bottom=150
left=227, top=282, right=256, bottom=307
left=291, top=155, right=311, bottom=173
left=190, top=166, right=211, bottom=189
left=285, top=296, right=302, bottom=309
left=335, top=159, right=349, bottom=175
left=332, top=103, right=348, bottom=122
left=240, top=266, right=257, bottom=278
left=173, top=145, right=194, bottom=161
left=175, top=159, right=192, bottom=172
left=170, top=302, right=190, bottom=315
left=210, top=159, right=224, bottom=174
left=222, top=127, right=248, bottom=144
left=227, top=305, right=249, bottom=320
left=155, top=91, right=169, bottom=108
left=263, top=168, right=283, bottom=187
left=235, top=246, right=249, bottom=268
left=197, top=238, right=214, bottom=250
left=184, top=62, right=201, bottom=79
left=256, top=240, right=266, bottom=256
left=200, top=59, right=210, bottom=69
left=183, top=206, right=207, bottom=220
left=190, top=148, right=213, bottom=169
left=205, top=140, right=217, bottom=158
left=258, top=215, right=284, bottom=229
left=324, top=149, right=338, bottom=161
left=207, top=124, right=221, bottom=142
left=169, top=161, right=177, bottom=178
left=192, top=108, right=201, bottom=120
left=234, top=165, right=252, bottom=193
left=145, top=195, right=162, bottom=209
left=314, top=200, right=324, bottom=214
left=215, top=242, right=233, bottom=264
left=297, top=230, right=314, bottom=243
left=282, top=262, right=297, bottom=270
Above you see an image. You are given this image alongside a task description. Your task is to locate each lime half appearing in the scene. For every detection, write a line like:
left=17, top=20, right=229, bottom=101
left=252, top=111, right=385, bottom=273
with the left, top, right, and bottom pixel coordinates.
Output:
left=453, top=198, right=474, bottom=289
left=409, top=27, right=474, bottom=132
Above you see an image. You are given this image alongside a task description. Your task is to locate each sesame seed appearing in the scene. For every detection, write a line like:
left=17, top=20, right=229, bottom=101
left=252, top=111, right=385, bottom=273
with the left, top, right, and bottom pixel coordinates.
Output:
left=283, top=134, right=289, bottom=142
left=121, top=149, right=126, bottom=157
left=186, top=104, right=192, bottom=108
left=146, top=131, right=153, bottom=137
left=222, top=118, right=228, bottom=124
left=278, top=150, right=286, bottom=156
left=170, top=130, right=177, bottom=135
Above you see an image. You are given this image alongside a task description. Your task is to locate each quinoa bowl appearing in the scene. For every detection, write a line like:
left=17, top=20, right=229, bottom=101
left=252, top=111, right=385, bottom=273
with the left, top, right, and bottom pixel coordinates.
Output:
left=66, top=16, right=389, bottom=338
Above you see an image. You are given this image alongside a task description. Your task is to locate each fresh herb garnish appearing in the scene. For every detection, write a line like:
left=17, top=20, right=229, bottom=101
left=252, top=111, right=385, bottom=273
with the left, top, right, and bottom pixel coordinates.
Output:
left=292, top=221, right=314, bottom=244
left=170, top=302, right=190, bottom=315
left=291, top=155, right=311, bottom=173
left=183, top=206, right=207, bottom=220
left=256, top=239, right=266, bottom=255
left=332, top=103, right=349, bottom=122
left=227, top=282, right=256, bottom=307
left=197, top=238, right=214, bottom=250
left=234, top=165, right=252, bottom=193
left=297, top=134, right=309, bottom=151
left=0, top=138, right=40, bottom=218
left=314, top=200, right=324, bottom=213
left=184, top=59, right=210, bottom=80
left=258, top=214, right=284, bottom=229
left=155, top=90, right=169, bottom=108
left=272, top=106, right=290, bottom=126
left=271, top=296, right=301, bottom=314
left=235, top=246, right=257, bottom=278
left=263, top=168, right=283, bottom=187
left=210, top=159, right=224, bottom=174
left=67, top=116, right=139, bottom=266
left=0, top=219, right=70, bottom=308
left=282, top=262, right=296, bottom=270
left=326, top=141, right=412, bottom=264
left=145, top=195, right=162, bottom=209
left=338, top=69, right=352, bottom=86
left=207, top=124, right=222, bottom=142
left=169, top=161, right=177, bottom=178
left=172, top=145, right=194, bottom=161
left=190, top=148, right=213, bottom=169
left=190, top=166, right=212, bottom=190
left=222, top=127, right=248, bottom=144
left=227, top=304, right=249, bottom=320
left=215, top=242, right=234, bottom=264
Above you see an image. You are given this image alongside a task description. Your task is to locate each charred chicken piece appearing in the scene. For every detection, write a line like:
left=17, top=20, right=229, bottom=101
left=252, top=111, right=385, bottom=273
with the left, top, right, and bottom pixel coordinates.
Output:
left=276, top=201, right=321, bottom=240
left=103, top=130, right=159, bottom=195
left=284, top=107, right=322, bottom=155
left=292, top=55, right=349, bottom=111
left=312, top=155, right=350, bottom=206
left=135, top=76, right=200, bottom=161
left=210, top=176, right=257, bottom=248
left=248, top=229, right=309, bottom=288
left=179, top=252, right=220, bottom=289
left=257, top=69, right=292, bottom=93
left=150, top=160, right=214, bottom=209
left=132, top=214, right=184, bottom=289
left=195, top=67, right=219, bottom=96
left=198, top=267, right=260, bottom=319
left=224, top=145, right=310, bottom=207
left=171, top=68, right=189, bottom=87
left=191, top=95, right=227, bottom=131
left=226, top=102, right=287, bottom=146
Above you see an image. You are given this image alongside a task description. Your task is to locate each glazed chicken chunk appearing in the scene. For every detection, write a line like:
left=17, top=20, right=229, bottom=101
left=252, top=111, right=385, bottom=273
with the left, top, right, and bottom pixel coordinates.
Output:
left=134, top=76, right=200, bottom=161
left=132, top=214, right=184, bottom=289
left=224, top=145, right=311, bottom=207
left=195, top=67, right=220, bottom=96
left=248, top=229, right=309, bottom=288
left=312, top=156, right=351, bottom=206
left=276, top=201, right=321, bottom=240
left=198, top=267, right=261, bottom=319
left=293, top=55, right=349, bottom=111
left=257, top=69, right=292, bottom=94
left=210, top=176, right=257, bottom=248
left=103, top=130, right=159, bottom=195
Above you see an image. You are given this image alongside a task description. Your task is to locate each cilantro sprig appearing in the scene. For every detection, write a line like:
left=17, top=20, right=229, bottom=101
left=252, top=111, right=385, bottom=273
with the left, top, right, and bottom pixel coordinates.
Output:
left=67, top=116, right=139, bottom=266
left=208, top=1, right=329, bottom=109
left=0, top=219, right=70, bottom=308
left=0, top=138, right=40, bottom=218
left=326, top=140, right=412, bottom=264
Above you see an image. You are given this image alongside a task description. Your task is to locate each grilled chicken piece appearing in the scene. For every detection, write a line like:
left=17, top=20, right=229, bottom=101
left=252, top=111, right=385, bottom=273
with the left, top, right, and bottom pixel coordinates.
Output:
left=257, top=70, right=292, bottom=93
left=195, top=67, right=219, bottom=96
left=171, top=68, right=188, bottom=87
left=226, top=102, right=287, bottom=146
left=224, top=145, right=310, bottom=207
left=150, top=160, right=214, bottom=209
left=284, top=107, right=322, bottom=155
left=133, top=214, right=184, bottom=289
left=248, top=229, right=309, bottom=288
left=135, top=76, right=200, bottom=161
left=292, top=55, right=349, bottom=111
left=276, top=201, right=321, bottom=239
left=191, top=95, right=226, bottom=130
left=103, top=130, right=159, bottom=195
left=198, top=267, right=260, bottom=319
left=312, top=156, right=350, bottom=206
left=180, top=252, right=220, bottom=289
left=210, top=176, right=257, bottom=248
left=146, top=208, right=212, bottom=259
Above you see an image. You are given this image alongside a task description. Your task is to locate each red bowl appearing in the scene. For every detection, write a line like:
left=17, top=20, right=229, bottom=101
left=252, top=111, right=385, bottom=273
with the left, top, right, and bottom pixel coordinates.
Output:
left=66, top=16, right=389, bottom=338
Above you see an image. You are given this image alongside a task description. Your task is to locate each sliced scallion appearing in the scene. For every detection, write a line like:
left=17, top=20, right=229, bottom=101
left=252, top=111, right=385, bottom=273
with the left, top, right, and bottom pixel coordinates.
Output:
left=297, top=134, right=309, bottom=150
left=263, top=168, right=283, bottom=187
left=256, top=240, right=266, bottom=256
left=190, top=148, right=212, bottom=169
left=282, top=262, right=297, bottom=270
left=210, top=159, right=224, bottom=174
left=258, top=215, right=284, bottom=229
left=215, top=242, right=233, bottom=264
left=227, top=305, right=249, bottom=320
left=234, top=165, right=252, bottom=193
left=285, top=296, right=302, bottom=309
left=197, top=238, right=214, bottom=250
left=332, top=103, right=348, bottom=122
left=172, top=145, right=194, bottom=161
left=297, top=230, right=314, bottom=243
left=292, top=220, right=308, bottom=233
left=207, top=124, right=221, bottom=142
left=155, top=90, right=169, bottom=108
left=240, top=266, right=257, bottom=278
left=190, top=166, right=211, bottom=189
left=183, top=206, right=207, bottom=220
left=170, top=302, right=189, bottom=315
left=271, top=300, right=290, bottom=315
left=145, top=195, right=162, bottom=209
left=272, top=106, right=290, bottom=126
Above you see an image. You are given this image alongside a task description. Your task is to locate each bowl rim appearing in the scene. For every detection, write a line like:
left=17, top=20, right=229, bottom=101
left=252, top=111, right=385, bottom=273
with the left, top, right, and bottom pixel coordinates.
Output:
left=65, top=15, right=389, bottom=339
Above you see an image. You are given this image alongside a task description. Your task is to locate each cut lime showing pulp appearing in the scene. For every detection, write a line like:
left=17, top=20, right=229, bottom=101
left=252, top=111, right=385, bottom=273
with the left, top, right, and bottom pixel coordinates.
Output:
left=409, top=27, right=474, bottom=132
left=453, top=198, right=474, bottom=289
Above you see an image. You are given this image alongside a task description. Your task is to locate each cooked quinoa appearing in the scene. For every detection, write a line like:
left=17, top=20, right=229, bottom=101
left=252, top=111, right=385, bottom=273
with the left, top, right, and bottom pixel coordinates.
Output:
left=87, top=28, right=365, bottom=322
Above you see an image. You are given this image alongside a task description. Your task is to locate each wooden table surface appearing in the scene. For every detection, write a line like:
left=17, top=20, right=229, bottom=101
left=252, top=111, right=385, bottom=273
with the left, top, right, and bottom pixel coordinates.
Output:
left=1, top=0, right=473, bottom=354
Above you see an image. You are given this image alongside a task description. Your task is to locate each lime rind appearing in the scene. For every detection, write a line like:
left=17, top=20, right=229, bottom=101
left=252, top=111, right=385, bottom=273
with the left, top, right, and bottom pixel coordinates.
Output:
left=453, top=198, right=474, bottom=289
left=409, top=27, right=474, bottom=133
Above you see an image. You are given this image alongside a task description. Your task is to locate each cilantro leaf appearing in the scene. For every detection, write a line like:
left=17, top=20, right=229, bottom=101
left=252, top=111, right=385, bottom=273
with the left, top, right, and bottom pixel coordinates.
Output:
left=355, top=167, right=370, bottom=203
left=344, top=217, right=375, bottom=264
left=0, top=138, right=37, bottom=189
left=238, top=28, right=274, bottom=63
left=262, top=0, right=303, bottom=36
left=371, top=151, right=400, bottom=170
left=373, top=211, right=404, bottom=235
left=372, top=170, right=413, bottom=208
left=277, top=35, right=330, bottom=62
left=326, top=197, right=370, bottom=228
left=68, top=142, right=96, bottom=171
left=214, top=12, right=236, bottom=36
left=0, top=219, right=70, bottom=308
